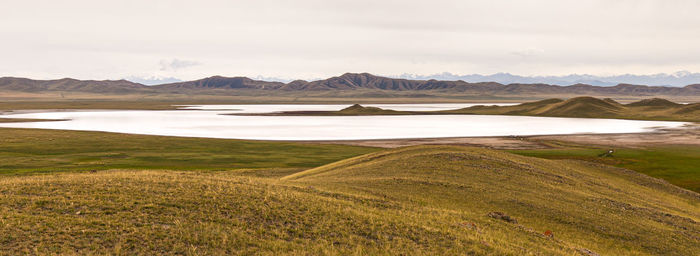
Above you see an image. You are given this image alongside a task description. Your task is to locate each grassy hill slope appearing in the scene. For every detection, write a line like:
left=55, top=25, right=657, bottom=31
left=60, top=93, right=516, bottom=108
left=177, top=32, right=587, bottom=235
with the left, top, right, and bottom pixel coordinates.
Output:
left=284, top=146, right=699, bottom=255
left=240, top=97, right=699, bottom=121
left=511, top=145, right=700, bottom=193
left=534, top=97, right=625, bottom=118
left=2, top=146, right=695, bottom=254
left=1, top=139, right=698, bottom=254
left=449, top=97, right=700, bottom=121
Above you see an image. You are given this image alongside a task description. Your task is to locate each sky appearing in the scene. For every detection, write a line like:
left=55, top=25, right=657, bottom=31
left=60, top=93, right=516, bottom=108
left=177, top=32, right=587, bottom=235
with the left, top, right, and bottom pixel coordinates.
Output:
left=2, top=0, right=700, bottom=83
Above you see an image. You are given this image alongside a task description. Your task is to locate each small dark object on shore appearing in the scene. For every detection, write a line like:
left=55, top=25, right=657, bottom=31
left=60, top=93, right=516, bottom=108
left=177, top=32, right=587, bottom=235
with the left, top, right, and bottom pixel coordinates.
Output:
left=598, top=149, right=614, bottom=157
left=487, top=212, right=517, bottom=224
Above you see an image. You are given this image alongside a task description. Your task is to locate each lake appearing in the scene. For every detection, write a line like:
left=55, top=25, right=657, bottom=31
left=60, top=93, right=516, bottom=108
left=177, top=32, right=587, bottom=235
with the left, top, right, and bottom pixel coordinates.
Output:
left=0, top=104, right=688, bottom=140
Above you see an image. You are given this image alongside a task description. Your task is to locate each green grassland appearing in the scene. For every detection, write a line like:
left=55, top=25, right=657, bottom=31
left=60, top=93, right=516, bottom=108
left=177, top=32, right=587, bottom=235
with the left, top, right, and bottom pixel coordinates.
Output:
left=0, top=145, right=697, bottom=255
left=511, top=144, right=700, bottom=193
left=0, top=128, right=379, bottom=175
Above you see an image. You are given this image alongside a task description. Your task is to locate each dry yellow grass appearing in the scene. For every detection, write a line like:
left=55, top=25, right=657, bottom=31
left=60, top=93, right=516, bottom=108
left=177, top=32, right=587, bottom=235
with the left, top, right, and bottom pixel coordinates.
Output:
left=285, top=146, right=700, bottom=255
left=1, top=146, right=698, bottom=255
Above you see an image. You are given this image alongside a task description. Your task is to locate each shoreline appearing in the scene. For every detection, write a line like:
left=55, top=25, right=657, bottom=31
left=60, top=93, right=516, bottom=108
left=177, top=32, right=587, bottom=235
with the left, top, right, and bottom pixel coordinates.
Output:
left=1, top=108, right=697, bottom=149
left=301, top=124, right=700, bottom=149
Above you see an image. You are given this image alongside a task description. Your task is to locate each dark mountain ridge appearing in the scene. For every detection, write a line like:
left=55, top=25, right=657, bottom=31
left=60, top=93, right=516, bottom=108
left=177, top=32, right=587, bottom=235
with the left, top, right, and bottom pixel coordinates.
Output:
left=0, top=77, right=146, bottom=93
left=2, top=73, right=699, bottom=96
left=156, top=76, right=286, bottom=90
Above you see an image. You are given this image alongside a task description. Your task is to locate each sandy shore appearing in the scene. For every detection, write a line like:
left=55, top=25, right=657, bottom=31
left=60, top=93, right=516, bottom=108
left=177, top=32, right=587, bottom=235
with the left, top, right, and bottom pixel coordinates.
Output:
left=0, top=109, right=121, bottom=116
left=307, top=124, right=700, bottom=149
left=528, top=124, right=700, bottom=148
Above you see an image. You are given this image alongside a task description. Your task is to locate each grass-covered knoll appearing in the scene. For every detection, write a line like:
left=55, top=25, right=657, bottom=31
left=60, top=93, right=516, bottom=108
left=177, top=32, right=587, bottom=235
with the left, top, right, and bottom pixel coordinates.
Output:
left=626, top=98, right=680, bottom=107
left=534, top=97, right=625, bottom=117
left=233, top=104, right=411, bottom=116
left=0, top=128, right=379, bottom=175
left=333, top=104, right=407, bottom=115
left=449, top=97, right=625, bottom=118
left=2, top=146, right=698, bottom=255
left=511, top=144, right=700, bottom=193
left=285, top=146, right=699, bottom=255
left=448, top=97, right=700, bottom=121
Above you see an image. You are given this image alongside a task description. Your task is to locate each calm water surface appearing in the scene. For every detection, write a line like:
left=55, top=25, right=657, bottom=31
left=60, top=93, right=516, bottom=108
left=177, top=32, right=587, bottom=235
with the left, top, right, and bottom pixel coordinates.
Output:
left=0, top=104, right=687, bottom=140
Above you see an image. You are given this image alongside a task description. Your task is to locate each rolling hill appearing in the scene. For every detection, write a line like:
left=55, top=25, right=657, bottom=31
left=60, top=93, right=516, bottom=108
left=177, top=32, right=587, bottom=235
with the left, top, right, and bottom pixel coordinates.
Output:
left=526, top=97, right=626, bottom=118
left=255, top=97, right=700, bottom=121
left=2, top=145, right=697, bottom=254
left=449, top=97, right=700, bottom=121
left=283, top=146, right=699, bottom=255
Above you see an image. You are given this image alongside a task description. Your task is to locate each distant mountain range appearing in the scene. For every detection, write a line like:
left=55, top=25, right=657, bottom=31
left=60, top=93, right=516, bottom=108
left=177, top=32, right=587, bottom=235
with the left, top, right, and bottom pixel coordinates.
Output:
left=396, top=71, right=700, bottom=87
left=0, top=77, right=146, bottom=93
left=127, top=71, right=700, bottom=87
left=123, top=76, right=183, bottom=85
left=2, top=73, right=700, bottom=97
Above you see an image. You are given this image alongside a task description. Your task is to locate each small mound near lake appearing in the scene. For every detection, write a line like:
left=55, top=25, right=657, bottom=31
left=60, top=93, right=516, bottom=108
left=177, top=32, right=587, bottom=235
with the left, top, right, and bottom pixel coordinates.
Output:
left=537, top=97, right=625, bottom=118
left=332, top=104, right=407, bottom=115
left=340, top=104, right=384, bottom=113
left=627, top=98, right=681, bottom=107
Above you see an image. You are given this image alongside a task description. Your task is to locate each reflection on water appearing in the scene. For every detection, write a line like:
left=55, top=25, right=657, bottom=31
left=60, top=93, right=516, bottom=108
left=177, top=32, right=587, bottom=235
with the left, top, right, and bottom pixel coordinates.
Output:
left=0, top=104, right=688, bottom=141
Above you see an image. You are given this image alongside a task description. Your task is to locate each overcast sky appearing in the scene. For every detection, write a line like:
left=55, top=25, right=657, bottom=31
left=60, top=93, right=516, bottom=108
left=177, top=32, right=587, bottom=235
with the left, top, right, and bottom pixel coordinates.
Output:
left=2, top=0, right=700, bottom=81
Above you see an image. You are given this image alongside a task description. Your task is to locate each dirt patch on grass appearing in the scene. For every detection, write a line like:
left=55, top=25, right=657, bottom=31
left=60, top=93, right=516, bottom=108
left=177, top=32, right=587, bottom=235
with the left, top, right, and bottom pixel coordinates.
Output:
left=529, top=123, right=700, bottom=148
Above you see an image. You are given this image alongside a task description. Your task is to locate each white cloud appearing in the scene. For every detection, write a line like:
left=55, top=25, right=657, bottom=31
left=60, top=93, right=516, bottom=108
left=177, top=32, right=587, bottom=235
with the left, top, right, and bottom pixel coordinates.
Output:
left=124, top=76, right=183, bottom=85
left=159, top=59, right=200, bottom=71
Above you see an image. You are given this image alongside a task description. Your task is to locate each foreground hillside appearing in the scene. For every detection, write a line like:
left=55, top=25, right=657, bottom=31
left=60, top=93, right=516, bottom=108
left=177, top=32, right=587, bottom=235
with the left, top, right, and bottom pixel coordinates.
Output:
left=1, top=146, right=697, bottom=255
